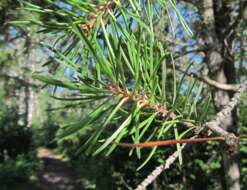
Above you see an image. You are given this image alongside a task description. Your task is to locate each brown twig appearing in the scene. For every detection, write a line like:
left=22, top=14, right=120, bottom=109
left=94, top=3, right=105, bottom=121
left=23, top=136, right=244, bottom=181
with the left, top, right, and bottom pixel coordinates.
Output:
left=117, top=135, right=247, bottom=148
left=80, top=2, right=114, bottom=33
left=118, top=136, right=225, bottom=147
left=109, top=84, right=176, bottom=119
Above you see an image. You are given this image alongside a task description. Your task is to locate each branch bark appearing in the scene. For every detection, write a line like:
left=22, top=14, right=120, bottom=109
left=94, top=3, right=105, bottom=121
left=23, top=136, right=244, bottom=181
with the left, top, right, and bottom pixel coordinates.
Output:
left=176, top=66, right=240, bottom=92
left=135, top=144, right=186, bottom=190
left=205, top=80, right=247, bottom=141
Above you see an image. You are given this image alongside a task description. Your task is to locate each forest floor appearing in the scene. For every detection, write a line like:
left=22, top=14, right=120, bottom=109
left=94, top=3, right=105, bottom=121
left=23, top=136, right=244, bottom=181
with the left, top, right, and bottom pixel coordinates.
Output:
left=37, top=148, right=82, bottom=190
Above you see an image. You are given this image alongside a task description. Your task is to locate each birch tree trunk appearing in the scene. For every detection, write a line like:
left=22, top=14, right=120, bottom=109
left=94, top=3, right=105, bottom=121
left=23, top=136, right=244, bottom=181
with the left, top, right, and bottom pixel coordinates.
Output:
left=16, top=33, right=38, bottom=128
left=24, top=34, right=37, bottom=128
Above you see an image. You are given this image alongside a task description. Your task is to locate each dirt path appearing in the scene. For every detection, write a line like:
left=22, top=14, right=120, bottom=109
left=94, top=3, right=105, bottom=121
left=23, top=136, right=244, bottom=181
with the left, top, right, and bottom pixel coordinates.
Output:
left=37, top=148, right=82, bottom=190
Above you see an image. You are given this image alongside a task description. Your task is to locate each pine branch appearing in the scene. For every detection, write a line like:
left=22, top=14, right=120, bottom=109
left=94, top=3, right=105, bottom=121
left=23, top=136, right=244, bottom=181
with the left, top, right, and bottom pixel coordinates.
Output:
left=118, top=136, right=225, bottom=147
left=109, top=84, right=176, bottom=119
left=134, top=80, right=247, bottom=190
left=80, top=1, right=115, bottom=33
left=135, top=144, right=186, bottom=190
left=204, top=80, right=247, bottom=145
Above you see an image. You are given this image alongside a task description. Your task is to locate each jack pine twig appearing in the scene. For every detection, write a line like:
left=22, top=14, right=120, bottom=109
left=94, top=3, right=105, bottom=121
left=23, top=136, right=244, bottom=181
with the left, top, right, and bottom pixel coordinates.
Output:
left=116, top=135, right=247, bottom=148
left=109, top=84, right=176, bottom=119
left=118, top=136, right=225, bottom=147
left=80, top=2, right=114, bottom=33
left=134, top=80, right=247, bottom=190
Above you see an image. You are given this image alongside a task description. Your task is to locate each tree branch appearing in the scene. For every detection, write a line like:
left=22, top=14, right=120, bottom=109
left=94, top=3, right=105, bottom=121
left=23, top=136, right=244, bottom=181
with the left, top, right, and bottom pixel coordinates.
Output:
left=135, top=144, right=186, bottom=190
left=134, top=80, right=247, bottom=190
left=118, top=137, right=225, bottom=147
left=204, top=80, right=247, bottom=144
left=194, top=73, right=239, bottom=91
left=198, top=74, right=239, bottom=91
left=175, top=66, right=240, bottom=91
left=109, top=84, right=176, bottom=119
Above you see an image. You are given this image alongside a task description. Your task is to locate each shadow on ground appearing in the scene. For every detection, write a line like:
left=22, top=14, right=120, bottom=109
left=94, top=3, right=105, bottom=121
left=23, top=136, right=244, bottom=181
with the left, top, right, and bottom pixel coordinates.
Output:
left=38, top=148, right=82, bottom=190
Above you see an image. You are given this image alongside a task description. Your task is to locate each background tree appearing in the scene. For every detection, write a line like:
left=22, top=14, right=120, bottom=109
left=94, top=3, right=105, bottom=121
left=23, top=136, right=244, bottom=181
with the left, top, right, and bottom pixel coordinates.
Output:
left=0, top=1, right=67, bottom=189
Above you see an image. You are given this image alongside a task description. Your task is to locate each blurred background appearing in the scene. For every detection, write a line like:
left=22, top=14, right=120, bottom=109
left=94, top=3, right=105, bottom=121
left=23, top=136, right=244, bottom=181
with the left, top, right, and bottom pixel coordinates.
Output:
left=0, top=1, right=246, bottom=190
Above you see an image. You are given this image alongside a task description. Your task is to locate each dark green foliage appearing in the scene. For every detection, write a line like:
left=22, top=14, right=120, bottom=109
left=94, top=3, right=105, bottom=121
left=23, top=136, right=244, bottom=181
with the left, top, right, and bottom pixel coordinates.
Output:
left=0, top=153, right=40, bottom=190
left=43, top=123, right=59, bottom=148
left=0, top=106, right=40, bottom=189
left=0, top=108, right=32, bottom=160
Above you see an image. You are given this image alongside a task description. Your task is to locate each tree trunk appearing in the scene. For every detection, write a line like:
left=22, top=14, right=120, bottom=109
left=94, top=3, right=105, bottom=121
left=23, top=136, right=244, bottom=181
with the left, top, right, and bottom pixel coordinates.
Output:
left=16, top=33, right=37, bottom=128
left=23, top=33, right=38, bottom=128
left=202, top=0, right=240, bottom=189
